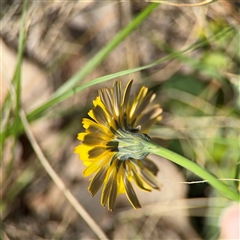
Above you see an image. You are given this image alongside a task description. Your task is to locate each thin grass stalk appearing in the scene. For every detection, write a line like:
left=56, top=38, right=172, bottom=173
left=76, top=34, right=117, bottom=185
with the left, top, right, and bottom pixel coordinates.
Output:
left=5, top=0, right=27, bottom=174
left=19, top=109, right=109, bottom=240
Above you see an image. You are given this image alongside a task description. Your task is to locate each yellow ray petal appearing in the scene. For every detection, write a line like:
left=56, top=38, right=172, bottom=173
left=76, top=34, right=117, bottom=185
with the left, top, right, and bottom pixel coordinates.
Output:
left=83, top=155, right=111, bottom=177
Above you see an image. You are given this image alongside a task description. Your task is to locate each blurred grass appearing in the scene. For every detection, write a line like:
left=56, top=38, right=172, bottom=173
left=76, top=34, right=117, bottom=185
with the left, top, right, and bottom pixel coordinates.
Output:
left=1, top=0, right=27, bottom=169
left=1, top=1, right=239, bottom=239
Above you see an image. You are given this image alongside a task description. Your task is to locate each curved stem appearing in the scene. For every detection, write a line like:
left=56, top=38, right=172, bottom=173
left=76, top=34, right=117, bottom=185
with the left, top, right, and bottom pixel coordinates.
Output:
left=144, top=140, right=239, bottom=201
left=20, top=110, right=109, bottom=240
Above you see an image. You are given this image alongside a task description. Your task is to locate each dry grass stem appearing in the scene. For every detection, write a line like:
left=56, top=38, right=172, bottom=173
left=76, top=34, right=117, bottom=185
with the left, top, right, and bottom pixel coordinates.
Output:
left=146, top=0, right=214, bottom=7
left=19, top=109, right=109, bottom=240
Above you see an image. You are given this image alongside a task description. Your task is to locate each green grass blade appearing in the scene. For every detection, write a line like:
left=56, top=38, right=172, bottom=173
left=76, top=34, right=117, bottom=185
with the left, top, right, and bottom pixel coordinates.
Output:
left=26, top=48, right=188, bottom=121
left=13, top=0, right=27, bottom=129
left=54, top=3, right=159, bottom=97
left=3, top=0, right=27, bottom=169
left=1, top=26, right=233, bottom=138
left=27, top=27, right=233, bottom=121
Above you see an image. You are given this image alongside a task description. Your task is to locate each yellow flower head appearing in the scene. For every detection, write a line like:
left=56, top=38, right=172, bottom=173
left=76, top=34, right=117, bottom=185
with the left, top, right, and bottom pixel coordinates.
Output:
left=74, top=80, right=163, bottom=211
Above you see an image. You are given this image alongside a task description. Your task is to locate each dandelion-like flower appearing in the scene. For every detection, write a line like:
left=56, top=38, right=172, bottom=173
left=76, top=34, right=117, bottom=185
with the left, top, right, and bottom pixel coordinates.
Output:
left=74, top=80, right=163, bottom=211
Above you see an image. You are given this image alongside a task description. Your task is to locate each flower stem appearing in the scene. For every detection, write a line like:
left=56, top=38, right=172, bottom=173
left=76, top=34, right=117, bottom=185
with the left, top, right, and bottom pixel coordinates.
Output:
left=144, top=140, right=239, bottom=201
